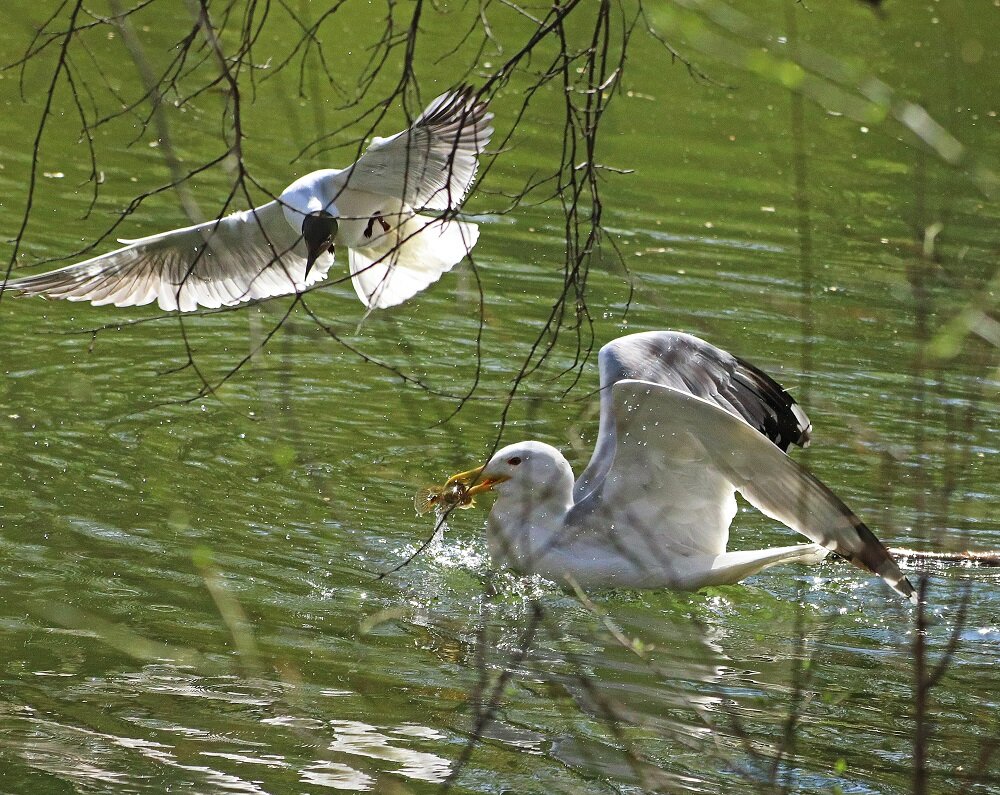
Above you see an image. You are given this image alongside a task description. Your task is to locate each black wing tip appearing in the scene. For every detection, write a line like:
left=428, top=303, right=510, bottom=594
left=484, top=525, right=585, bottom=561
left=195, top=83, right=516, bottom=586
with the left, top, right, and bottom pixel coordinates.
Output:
left=840, top=516, right=917, bottom=602
left=599, top=331, right=812, bottom=453
left=730, top=353, right=812, bottom=451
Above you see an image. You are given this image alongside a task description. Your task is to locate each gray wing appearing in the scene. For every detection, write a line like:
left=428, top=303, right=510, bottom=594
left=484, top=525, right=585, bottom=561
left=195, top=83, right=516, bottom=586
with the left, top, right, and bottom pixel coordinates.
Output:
left=1, top=202, right=333, bottom=312
left=575, top=331, right=812, bottom=501
left=344, top=86, right=493, bottom=211
left=591, top=379, right=914, bottom=600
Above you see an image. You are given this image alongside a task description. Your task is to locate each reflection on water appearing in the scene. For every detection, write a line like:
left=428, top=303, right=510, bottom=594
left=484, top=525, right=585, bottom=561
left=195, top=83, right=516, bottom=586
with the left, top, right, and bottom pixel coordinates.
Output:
left=300, top=761, right=374, bottom=791
left=327, top=720, right=451, bottom=784
left=4, top=705, right=268, bottom=793
left=0, top=562, right=994, bottom=793
left=2, top=673, right=452, bottom=792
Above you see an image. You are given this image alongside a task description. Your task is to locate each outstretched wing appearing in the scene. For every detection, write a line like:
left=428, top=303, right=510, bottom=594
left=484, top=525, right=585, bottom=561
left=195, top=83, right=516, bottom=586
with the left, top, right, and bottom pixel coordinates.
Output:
left=575, top=331, right=812, bottom=500
left=591, top=379, right=914, bottom=600
left=345, top=86, right=494, bottom=211
left=1, top=202, right=333, bottom=312
left=349, top=212, right=479, bottom=309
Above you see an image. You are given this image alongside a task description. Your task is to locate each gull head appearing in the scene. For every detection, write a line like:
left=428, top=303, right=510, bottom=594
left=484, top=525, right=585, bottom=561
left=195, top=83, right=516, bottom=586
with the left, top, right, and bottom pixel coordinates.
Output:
left=443, top=441, right=574, bottom=509
left=302, top=210, right=339, bottom=277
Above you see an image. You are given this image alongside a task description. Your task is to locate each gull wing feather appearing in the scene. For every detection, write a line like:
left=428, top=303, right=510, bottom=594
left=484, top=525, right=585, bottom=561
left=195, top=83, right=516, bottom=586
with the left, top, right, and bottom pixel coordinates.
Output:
left=349, top=213, right=478, bottom=309
left=575, top=331, right=812, bottom=500
left=594, top=379, right=915, bottom=600
left=345, top=86, right=493, bottom=211
left=1, top=202, right=333, bottom=312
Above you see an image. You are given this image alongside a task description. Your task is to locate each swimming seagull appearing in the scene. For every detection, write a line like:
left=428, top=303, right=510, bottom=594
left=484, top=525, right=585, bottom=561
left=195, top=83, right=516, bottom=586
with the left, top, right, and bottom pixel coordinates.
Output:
left=439, top=331, right=916, bottom=602
left=1, top=86, right=493, bottom=311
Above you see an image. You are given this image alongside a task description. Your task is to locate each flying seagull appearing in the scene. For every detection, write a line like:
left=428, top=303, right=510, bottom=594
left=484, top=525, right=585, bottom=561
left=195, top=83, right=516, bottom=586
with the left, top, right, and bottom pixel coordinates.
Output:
left=1, top=86, right=493, bottom=311
left=437, top=331, right=915, bottom=601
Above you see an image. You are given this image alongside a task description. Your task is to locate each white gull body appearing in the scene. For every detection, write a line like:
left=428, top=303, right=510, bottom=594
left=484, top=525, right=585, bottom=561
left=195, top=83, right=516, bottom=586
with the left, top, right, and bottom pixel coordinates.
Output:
left=452, top=332, right=915, bottom=601
left=2, top=87, right=493, bottom=311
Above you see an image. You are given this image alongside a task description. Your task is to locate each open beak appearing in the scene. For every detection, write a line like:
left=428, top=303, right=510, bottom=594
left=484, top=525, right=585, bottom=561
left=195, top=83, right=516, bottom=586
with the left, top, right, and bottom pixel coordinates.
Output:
left=416, top=466, right=509, bottom=516
left=302, top=212, right=339, bottom=278
left=444, top=465, right=510, bottom=502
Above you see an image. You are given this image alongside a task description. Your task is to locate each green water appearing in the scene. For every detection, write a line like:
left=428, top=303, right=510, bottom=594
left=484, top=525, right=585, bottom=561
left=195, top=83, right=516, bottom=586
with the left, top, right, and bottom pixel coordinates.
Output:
left=1, top=2, right=998, bottom=793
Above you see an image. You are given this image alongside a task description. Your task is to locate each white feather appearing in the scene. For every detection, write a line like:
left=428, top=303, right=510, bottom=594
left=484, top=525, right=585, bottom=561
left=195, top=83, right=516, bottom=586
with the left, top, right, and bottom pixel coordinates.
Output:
left=457, top=333, right=915, bottom=601
left=3, top=87, right=492, bottom=311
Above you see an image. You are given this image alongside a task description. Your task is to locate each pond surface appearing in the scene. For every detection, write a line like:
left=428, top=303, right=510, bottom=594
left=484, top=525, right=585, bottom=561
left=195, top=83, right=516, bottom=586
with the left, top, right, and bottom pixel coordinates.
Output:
left=0, top=2, right=998, bottom=793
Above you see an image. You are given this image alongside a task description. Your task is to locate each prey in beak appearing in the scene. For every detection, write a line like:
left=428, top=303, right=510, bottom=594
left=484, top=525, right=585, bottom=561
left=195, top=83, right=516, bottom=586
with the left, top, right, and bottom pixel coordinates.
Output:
left=302, top=210, right=339, bottom=277
left=414, top=465, right=510, bottom=516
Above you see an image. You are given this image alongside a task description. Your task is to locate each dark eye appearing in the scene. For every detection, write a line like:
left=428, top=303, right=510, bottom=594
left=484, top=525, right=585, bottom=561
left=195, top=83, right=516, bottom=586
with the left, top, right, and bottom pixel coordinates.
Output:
left=507, top=456, right=522, bottom=466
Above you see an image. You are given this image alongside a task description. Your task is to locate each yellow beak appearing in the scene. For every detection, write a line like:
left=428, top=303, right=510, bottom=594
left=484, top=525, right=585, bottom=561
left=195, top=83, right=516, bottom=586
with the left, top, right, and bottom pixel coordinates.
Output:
left=444, top=465, right=511, bottom=502
left=416, top=464, right=512, bottom=516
